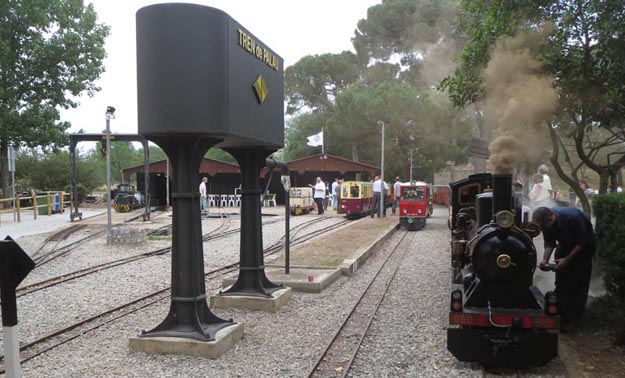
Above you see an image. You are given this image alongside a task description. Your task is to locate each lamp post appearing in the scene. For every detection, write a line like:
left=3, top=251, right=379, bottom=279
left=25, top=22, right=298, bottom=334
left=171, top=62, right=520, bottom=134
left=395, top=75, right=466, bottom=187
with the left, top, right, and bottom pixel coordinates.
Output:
left=409, top=149, right=413, bottom=182
left=105, top=106, right=116, bottom=246
left=404, top=120, right=415, bottom=182
left=377, top=120, right=385, bottom=217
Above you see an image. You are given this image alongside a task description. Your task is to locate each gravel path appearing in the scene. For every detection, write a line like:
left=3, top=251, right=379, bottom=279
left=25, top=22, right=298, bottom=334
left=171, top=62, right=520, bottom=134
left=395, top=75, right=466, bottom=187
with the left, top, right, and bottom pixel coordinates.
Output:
left=1, top=208, right=568, bottom=377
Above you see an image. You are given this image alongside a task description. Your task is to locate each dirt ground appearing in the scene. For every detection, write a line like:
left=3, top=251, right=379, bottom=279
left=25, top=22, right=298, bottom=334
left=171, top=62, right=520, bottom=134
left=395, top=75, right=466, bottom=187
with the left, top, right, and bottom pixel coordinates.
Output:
left=558, top=314, right=625, bottom=377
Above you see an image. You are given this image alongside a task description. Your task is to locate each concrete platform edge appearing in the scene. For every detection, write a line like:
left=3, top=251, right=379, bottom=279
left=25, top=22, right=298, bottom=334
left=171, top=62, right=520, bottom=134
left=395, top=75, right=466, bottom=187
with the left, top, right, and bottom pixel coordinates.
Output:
left=340, top=223, right=400, bottom=276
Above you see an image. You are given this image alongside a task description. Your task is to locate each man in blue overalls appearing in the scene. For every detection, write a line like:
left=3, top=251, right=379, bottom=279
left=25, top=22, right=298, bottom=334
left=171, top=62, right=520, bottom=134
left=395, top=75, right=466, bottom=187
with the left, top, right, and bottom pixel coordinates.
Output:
left=532, top=206, right=595, bottom=333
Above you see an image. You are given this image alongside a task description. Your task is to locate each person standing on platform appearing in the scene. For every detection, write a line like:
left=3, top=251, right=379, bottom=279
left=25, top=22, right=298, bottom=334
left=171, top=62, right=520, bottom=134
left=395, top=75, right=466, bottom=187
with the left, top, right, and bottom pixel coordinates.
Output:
left=371, top=175, right=388, bottom=218
left=199, top=177, right=208, bottom=213
left=529, top=173, right=550, bottom=208
left=392, top=177, right=401, bottom=215
left=331, top=178, right=340, bottom=210
left=532, top=206, right=596, bottom=333
left=538, top=164, right=553, bottom=199
left=309, top=177, right=326, bottom=215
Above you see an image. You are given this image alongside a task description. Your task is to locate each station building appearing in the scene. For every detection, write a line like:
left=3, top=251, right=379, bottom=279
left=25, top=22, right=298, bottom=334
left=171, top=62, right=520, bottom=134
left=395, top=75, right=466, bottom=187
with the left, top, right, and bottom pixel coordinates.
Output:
left=122, top=154, right=380, bottom=206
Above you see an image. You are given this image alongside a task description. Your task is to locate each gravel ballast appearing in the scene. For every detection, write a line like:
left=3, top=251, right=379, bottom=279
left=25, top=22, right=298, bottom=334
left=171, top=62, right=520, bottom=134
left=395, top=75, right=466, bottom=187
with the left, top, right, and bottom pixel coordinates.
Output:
left=2, top=207, right=566, bottom=377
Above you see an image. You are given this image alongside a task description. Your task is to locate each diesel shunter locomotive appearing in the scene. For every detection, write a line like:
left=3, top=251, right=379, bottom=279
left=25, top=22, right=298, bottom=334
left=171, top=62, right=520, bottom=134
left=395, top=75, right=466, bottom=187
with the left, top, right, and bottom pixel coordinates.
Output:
left=112, top=183, right=145, bottom=213
left=447, top=173, right=559, bottom=367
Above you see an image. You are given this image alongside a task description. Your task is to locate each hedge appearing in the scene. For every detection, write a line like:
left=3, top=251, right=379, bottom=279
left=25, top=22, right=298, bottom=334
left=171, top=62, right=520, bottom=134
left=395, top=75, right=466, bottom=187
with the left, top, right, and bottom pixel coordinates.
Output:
left=593, top=194, right=625, bottom=343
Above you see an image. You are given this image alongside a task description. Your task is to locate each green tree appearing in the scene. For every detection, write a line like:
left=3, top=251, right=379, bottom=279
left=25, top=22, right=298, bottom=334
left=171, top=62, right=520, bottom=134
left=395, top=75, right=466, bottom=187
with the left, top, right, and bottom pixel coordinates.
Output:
left=16, top=149, right=101, bottom=193
left=330, top=82, right=469, bottom=180
left=353, top=0, right=461, bottom=88
left=0, top=0, right=109, bottom=198
left=283, top=112, right=331, bottom=161
left=283, top=0, right=469, bottom=179
left=285, top=52, right=361, bottom=115
left=442, top=0, right=625, bottom=215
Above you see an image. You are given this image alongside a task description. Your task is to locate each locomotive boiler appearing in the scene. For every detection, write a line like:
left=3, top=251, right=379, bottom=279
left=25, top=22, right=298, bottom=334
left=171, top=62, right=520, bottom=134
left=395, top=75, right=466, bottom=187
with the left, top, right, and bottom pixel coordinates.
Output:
left=447, top=173, right=559, bottom=367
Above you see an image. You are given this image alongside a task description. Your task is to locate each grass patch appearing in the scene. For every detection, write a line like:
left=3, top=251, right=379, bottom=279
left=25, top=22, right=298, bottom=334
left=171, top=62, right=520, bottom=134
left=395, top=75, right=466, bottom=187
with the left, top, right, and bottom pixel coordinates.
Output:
left=321, top=257, right=344, bottom=267
left=146, top=235, right=172, bottom=241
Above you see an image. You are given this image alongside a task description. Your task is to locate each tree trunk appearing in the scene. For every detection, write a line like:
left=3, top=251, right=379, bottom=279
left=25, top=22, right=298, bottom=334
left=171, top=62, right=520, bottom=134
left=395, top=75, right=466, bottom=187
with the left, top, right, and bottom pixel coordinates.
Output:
left=598, top=171, right=609, bottom=195
left=351, top=144, right=359, bottom=162
left=547, top=124, right=592, bottom=216
left=609, top=170, right=618, bottom=193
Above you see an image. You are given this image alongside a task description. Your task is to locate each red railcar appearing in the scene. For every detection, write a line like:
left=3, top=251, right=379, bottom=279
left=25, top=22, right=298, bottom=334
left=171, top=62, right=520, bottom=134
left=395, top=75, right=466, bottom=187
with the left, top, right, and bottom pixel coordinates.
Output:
left=398, top=182, right=430, bottom=230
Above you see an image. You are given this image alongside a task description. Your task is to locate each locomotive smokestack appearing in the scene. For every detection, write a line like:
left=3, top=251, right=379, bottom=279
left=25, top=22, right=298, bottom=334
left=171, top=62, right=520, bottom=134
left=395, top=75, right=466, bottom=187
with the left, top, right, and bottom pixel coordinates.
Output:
left=493, top=173, right=512, bottom=215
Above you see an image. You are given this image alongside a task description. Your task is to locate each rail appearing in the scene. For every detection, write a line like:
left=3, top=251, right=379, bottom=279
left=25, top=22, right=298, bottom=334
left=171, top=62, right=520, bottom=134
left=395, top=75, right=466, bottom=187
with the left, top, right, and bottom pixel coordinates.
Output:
left=0, top=191, right=70, bottom=224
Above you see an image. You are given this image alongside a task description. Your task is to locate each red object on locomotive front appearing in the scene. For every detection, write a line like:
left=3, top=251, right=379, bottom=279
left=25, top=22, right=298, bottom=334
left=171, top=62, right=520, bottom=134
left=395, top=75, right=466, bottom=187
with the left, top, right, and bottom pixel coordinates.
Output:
left=398, top=181, right=430, bottom=230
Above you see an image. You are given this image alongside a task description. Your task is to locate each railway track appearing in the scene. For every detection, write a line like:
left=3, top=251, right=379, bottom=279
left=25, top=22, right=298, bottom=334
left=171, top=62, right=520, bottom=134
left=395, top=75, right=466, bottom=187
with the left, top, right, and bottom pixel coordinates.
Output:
left=307, top=229, right=414, bottom=378
left=14, top=215, right=283, bottom=299
left=29, top=207, right=165, bottom=269
left=0, top=216, right=347, bottom=373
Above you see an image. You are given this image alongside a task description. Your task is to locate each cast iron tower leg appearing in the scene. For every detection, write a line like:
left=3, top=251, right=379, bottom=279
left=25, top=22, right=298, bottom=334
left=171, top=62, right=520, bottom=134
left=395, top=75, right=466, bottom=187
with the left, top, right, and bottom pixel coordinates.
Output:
left=220, top=147, right=283, bottom=297
left=140, top=136, right=234, bottom=341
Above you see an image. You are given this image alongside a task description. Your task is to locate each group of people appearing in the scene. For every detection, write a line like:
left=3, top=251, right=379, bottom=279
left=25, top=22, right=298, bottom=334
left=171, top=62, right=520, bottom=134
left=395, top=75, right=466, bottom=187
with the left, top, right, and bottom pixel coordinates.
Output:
left=309, top=177, right=343, bottom=215
left=310, top=175, right=407, bottom=217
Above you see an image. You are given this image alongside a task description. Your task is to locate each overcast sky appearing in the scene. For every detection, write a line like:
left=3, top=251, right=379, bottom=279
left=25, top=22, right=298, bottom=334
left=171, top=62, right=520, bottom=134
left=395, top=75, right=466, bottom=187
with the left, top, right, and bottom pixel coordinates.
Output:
left=60, top=0, right=380, bottom=136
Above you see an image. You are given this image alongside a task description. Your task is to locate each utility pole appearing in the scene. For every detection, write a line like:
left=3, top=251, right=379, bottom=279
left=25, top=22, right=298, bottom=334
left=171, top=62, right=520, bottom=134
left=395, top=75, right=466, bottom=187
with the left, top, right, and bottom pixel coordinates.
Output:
left=378, top=121, right=385, bottom=217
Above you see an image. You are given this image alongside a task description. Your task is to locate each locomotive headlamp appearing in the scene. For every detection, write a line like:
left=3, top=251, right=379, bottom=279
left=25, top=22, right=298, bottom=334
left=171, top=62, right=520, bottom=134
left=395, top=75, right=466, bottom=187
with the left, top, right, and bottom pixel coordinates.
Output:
left=495, top=210, right=515, bottom=228
left=544, top=291, right=558, bottom=315
left=451, top=290, right=463, bottom=311
left=545, top=291, right=557, bottom=305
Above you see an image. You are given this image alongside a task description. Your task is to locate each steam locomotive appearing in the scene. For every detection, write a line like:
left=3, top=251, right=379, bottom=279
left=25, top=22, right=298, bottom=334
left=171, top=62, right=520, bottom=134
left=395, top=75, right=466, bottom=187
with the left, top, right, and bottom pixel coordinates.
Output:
left=447, top=173, right=559, bottom=367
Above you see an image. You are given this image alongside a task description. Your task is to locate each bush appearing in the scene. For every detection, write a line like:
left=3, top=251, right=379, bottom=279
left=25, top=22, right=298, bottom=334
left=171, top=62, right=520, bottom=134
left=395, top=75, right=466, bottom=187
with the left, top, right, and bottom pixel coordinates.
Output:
left=64, top=184, right=88, bottom=204
left=593, top=194, right=625, bottom=343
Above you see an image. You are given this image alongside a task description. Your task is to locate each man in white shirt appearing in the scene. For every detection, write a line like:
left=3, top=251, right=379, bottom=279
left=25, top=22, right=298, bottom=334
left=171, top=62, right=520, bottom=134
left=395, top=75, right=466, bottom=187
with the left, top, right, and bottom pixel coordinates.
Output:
left=392, top=177, right=401, bottom=215
left=309, top=176, right=326, bottom=215
left=199, top=177, right=208, bottom=213
left=371, top=175, right=389, bottom=218
left=331, top=178, right=340, bottom=210
left=538, top=164, right=553, bottom=199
